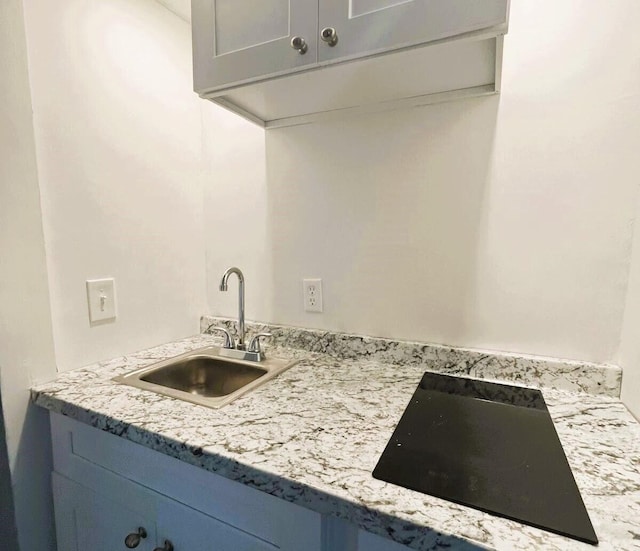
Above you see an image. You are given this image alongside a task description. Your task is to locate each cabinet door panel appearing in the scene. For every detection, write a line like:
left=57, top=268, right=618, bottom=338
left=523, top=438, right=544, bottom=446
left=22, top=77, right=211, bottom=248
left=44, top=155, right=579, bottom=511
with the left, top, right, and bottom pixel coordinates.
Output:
left=157, top=498, right=276, bottom=551
left=214, top=0, right=290, bottom=56
left=193, top=0, right=318, bottom=92
left=318, top=0, right=508, bottom=62
left=53, top=473, right=156, bottom=551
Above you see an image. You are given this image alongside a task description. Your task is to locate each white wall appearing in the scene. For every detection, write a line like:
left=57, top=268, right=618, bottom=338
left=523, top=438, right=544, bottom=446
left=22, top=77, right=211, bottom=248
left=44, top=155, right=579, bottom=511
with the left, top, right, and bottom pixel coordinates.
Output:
left=206, top=0, right=640, bottom=377
left=618, top=190, right=640, bottom=420
left=0, top=0, right=58, bottom=548
left=22, top=0, right=207, bottom=371
left=202, top=103, right=271, bottom=322
left=0, top=1, right=207, bottom=547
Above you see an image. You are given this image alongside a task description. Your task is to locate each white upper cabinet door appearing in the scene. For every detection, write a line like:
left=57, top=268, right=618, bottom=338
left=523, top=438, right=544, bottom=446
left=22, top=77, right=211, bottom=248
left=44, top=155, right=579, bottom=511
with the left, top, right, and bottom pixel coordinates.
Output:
left=193, top=0, right=318, bottom=92
left=317, top=0, right=509, bottom=62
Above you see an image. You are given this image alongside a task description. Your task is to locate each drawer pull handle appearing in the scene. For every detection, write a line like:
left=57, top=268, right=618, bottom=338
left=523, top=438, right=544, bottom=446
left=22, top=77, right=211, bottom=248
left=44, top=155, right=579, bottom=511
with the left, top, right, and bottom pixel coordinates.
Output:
left=124, top=527, right=147, bottom=548
left=154, top=541, right=174, bottom=551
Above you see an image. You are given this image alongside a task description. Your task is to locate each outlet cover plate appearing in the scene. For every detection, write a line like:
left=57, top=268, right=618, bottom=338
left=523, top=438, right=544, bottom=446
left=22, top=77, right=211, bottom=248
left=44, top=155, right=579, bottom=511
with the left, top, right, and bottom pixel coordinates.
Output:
left=303, top=278, right=323, bottom=313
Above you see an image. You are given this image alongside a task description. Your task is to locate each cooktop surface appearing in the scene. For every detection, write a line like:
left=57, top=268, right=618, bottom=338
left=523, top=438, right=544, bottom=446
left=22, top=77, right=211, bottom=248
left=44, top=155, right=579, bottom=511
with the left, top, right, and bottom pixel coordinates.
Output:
left=373, top=372, right=597, bottom=545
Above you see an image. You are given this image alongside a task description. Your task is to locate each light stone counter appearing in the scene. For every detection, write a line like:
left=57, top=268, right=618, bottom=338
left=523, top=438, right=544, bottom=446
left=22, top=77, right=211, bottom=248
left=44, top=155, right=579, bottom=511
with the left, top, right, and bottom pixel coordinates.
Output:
left=31, top=322, right=640, bottom=550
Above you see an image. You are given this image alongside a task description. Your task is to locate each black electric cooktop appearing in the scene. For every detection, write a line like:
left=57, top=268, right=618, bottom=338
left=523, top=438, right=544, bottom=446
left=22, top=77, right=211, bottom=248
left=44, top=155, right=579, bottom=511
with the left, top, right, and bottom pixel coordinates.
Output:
left=373, top=372, right=598, bottom=545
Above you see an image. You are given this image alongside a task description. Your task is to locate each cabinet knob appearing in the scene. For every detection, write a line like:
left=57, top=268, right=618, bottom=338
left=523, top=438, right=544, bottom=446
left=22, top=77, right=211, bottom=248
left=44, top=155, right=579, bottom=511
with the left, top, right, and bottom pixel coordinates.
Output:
left=124, top=527, right=147, bottom=548
left=321, top=27, right=338, bottom=47
left=290, top=36, right=308, bottom=54
left=153, top=541, right=174, bottom=551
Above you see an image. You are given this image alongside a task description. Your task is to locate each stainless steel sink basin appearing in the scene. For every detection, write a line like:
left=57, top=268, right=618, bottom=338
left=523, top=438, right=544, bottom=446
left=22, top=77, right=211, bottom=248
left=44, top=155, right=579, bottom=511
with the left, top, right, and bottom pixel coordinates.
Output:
left=113, top=346, right=297, bottom=408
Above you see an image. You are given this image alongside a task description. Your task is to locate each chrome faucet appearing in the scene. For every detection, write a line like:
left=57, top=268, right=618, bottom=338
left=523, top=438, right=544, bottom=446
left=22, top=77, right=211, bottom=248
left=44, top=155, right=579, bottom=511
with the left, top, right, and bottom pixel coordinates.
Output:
left=219, top=267, right=245, bottom=349
left=216, top=267, right=272, bottom=361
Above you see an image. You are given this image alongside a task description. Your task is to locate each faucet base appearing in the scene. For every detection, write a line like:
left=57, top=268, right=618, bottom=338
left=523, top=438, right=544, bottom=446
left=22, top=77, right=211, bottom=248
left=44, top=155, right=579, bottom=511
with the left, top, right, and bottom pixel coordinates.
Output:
left=217, top=347, right=264, bottom=363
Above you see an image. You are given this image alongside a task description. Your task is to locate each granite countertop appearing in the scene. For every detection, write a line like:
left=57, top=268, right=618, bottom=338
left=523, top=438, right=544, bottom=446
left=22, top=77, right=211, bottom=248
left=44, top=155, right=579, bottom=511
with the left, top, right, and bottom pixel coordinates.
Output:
left=31, top=324, right=640, bottom=551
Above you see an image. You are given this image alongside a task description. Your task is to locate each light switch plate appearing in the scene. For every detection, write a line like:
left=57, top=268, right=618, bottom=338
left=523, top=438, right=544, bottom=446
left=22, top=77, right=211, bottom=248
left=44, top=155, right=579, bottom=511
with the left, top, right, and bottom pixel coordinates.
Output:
left=86, top=278, right=116, bottom=324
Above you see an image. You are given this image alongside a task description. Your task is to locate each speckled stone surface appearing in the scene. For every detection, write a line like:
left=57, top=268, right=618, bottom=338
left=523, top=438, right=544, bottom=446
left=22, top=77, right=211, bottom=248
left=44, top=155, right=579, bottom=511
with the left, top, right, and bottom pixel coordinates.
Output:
left=201, top=317, right=622, bottom=397
left=31, top=333, right=640, bottom=550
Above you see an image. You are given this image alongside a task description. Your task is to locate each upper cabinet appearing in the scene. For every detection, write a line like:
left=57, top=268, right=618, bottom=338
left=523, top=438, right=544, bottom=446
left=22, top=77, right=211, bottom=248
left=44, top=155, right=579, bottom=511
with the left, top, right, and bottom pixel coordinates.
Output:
left=192, top=0, right=510, bottom=128
left=317, top=0, right=507, bottom=62
left=193, top=0, right=319, bottom=90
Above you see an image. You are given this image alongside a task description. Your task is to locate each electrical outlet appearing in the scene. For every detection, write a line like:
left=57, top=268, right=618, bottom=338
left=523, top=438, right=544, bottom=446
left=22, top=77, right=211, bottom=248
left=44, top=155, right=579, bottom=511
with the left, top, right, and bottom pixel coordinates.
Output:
left=86, top=278, right=117, bottom=324
left=303, top=278, right=323, bottom=313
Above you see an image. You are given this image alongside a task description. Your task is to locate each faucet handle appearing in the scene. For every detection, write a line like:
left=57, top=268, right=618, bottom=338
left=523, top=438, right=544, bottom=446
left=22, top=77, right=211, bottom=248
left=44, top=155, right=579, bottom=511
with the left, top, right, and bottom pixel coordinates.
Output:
left=207, top=325, right=235, bottom=349
left=248, top=333, right=272, bottom=355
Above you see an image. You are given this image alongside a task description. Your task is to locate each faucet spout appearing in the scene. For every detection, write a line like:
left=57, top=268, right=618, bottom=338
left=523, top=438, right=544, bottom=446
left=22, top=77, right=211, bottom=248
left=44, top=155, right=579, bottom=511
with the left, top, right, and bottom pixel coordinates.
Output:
left=219, top=267, right=245, bottom=348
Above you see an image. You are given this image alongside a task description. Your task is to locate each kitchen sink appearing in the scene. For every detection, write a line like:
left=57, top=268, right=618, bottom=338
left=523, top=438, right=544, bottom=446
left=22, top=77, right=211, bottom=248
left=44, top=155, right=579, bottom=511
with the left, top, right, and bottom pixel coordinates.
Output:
left=113, top=346, right=297, bottom=409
